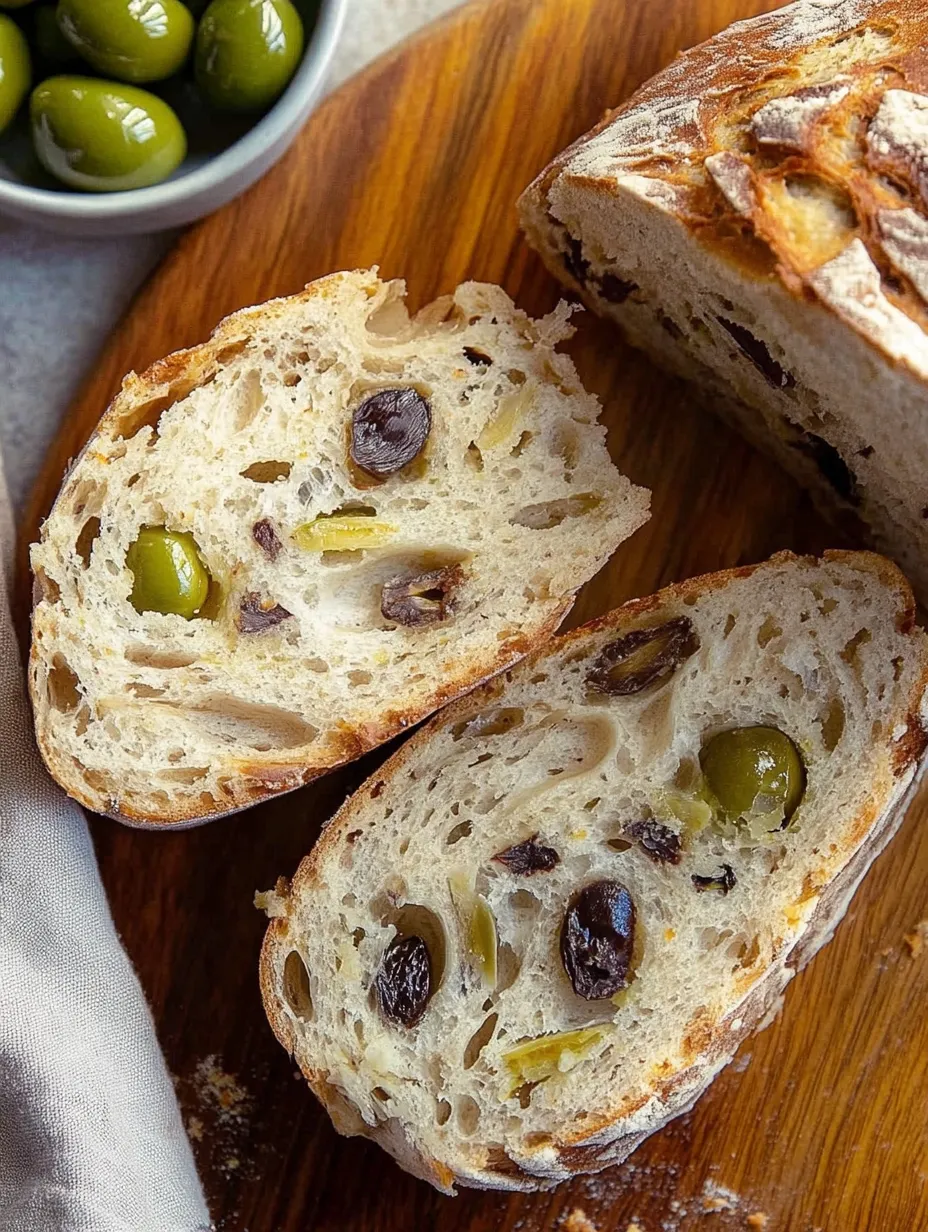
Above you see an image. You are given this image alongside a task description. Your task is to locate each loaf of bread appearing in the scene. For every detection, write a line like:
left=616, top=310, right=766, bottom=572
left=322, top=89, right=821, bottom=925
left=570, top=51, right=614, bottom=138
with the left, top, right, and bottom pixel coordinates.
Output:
left=29, top=270, right=649, bottom=826
left=259, top=550, right=928, bottom=1193
left=520, top=0, right=928, bottom=599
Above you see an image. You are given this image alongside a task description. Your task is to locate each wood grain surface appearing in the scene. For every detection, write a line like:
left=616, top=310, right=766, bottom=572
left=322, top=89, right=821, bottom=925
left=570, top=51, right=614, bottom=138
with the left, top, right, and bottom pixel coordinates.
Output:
left=18, top=0, right=928, bottom=1228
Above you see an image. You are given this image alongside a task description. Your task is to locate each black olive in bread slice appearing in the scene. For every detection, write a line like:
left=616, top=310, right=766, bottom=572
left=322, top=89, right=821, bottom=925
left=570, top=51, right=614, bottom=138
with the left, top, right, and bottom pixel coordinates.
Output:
left=29, top=270, right=649, bottom=826
left=260, top=551, right=928, bottom=1193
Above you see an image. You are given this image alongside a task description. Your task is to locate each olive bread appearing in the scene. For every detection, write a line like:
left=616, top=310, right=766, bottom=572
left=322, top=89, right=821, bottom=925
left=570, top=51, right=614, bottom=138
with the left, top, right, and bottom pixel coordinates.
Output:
left=260, top=550, right=928, bottom=1192
left=520, top=0, right=928, bottom=601
left=29, top=269, right=649, bottom=826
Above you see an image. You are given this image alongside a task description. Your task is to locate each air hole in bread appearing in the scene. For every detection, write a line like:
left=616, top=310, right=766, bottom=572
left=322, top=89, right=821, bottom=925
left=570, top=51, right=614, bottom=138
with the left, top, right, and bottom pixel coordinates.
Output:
left=372, top=1086, right=390, bottom=1103
left=495, top=941, right=522, bottom=995
left=320, top=550, right=367, bottom=567
left=465, top=442, right=484, bottom=472
left=452, top=707, right=524, bottom=741
left=47, top=656, right=80, bottom=712
left=33, top=567, right=60, bottom=606
left=283, top=372, right=302, bottom=388
left=75, top=517, right=101, bottom=568
left=161, top=767, right=210, bottom=784
left=757, top=615, right=782, bottom=648
left=733, top=934, right=761, bottom=969
left=152, top=696, right=319, bottom=750
left=723, top=614, right=737, bottom=638
left=241, top=460, right=292, bottom=483
left=608, top=837, right=633, bottom=853
left=436, top=1098, right=452, bottom=1126
left=446, top=820, right=473, bottom=845
left=348, top=670, right=373, bottom=687
left=819, top=697, right=846, bottom=751
left=508, top=888, right=542, bottom=915
left=841, top=627, right=872, bottom=667
left=283, top=949, right=314, bottom=1022
left=74, top=706, right=90, bottom=737
left=511, top=431, right=533, bottom=457
left=464, top=347, right=492, bottom=368
left=699, top=927, right=735, bottom=952
left=463, top=1013, right=499, bottom=1070
left=717, top=317, right=795, bottom=389
left=456, top=1095, right=481, bottom=1135
left=365, top=297, right=412, bottom=338
left=792, top=431, right=858, bottom=504
left=510, top=493, right=601, bottom=530
left=232, top=369, right=265, bottom=431
left=127, top=682, right=167, bottom=699
left=125, top=646, right=198, bottom=669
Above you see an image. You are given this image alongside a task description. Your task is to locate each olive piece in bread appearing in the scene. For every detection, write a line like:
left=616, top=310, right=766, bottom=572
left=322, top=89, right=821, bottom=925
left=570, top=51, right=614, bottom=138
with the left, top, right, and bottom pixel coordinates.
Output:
left=560, top=880, right=636, bottom=1000
left=350, top=387, right=432, bottom=478
left=125, top=527, right=210, bottom=619
left=375, top=934, right=433, bottom=1028
left=585, top=616, right=699, bottom=696
left=700, top=725, right=805, bottom=829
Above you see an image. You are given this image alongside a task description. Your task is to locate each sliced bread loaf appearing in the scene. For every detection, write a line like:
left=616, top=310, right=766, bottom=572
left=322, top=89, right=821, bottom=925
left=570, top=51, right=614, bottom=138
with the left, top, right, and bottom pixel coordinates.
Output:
left=29, top=270, right=649, bottom=826
left=260, top=551, right=928, bottom=1192
left=520, top=0, right=928, bottom=600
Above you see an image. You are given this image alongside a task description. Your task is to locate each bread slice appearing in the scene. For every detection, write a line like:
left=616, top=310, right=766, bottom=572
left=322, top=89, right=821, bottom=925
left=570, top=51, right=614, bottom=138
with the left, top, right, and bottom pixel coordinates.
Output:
left=29, top=270, right=649, bottom=826
left=520, top=0, right=928, bottom=600
left=260, top=551, right=928, bottom=1193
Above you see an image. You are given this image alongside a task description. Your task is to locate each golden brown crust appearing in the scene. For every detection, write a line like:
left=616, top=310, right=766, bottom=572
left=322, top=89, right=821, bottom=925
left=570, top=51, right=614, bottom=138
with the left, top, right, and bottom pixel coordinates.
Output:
left=523, top=0, right=928, bottom=372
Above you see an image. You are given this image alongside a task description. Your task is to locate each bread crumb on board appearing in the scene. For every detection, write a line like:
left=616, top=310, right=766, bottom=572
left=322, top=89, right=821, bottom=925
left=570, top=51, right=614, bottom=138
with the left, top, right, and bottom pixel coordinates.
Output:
left=903, top=919, right=928, bottom=957
left=254, top=877, right=290, bottom=919
left=747, top=1214, right=770, bottom=1229
left=564, top=1210, right=598, bottom=1232
left=701, top=1181, right=739, bottom=1212
left=194, top=1055, right=250, bottom=1122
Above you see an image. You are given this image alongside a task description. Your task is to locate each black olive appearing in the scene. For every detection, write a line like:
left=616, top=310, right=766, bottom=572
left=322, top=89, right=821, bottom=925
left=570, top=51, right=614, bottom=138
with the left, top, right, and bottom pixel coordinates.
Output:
left=252, top=518, right=282, bottom=560
left=350, top=388, right=432, bottom=478
left=586, top=616, right=700, bottom=696
left=692, top=864, right=737, bottom=895
left=494, top=833, right=560, bottom=875
left=236, top=593, right=293, bottom=634
left=625, top=819, right=682, bottom=865
left=374, top=934, right=432, bottom=1027
left=381, top=565, right=462, bottom=627
left=560, top=880, right=636, bottom=1000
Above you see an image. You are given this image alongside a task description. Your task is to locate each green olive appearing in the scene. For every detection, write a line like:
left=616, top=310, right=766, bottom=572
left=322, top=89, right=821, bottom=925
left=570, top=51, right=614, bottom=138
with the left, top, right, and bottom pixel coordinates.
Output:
left=58, top=0, right=194, bottom=83
left=195, top=0, right=304, bottom=112
left=31, top=77, right=186, bottom=191
left=0, top=16, right=30, bottom=133
left=34, top=6, right=80, bottom=64
left=700, top=726, right=805, bottom=826
left=125, top=527, right=210, bottom=618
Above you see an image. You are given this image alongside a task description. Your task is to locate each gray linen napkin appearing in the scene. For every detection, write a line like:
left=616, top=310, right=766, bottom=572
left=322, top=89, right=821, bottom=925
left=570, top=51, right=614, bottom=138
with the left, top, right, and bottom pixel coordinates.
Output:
left=0, top=471, right=211, bottom=1231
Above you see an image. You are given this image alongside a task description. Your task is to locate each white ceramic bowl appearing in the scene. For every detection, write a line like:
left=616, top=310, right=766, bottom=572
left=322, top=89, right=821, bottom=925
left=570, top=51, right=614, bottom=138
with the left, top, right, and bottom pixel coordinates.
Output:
left=0, top=0, right=347, bottom=237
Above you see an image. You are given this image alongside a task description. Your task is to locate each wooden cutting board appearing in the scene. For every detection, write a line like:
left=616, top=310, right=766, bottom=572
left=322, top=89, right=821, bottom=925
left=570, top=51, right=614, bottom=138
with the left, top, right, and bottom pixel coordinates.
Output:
left=18, top=1, right=928, bottom=1228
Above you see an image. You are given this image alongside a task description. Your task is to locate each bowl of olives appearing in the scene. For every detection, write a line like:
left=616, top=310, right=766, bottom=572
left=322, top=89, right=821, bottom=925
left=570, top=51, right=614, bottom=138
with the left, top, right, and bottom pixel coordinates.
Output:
left=0, top=0, right=346, bottom=235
